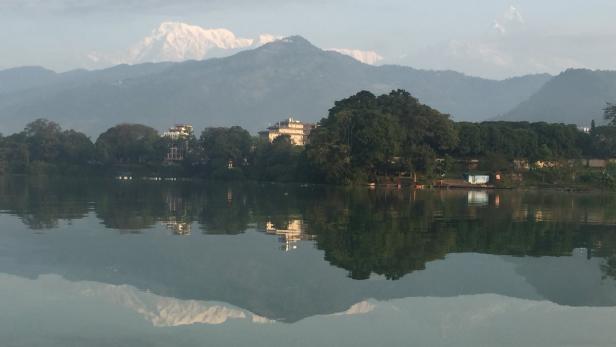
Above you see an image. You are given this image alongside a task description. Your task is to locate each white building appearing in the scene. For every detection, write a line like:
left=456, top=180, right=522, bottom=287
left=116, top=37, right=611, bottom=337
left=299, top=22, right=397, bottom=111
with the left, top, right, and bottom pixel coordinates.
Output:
left=259, top=118, right=315, bottom=146
left=163, top=124, right=194, bottom=161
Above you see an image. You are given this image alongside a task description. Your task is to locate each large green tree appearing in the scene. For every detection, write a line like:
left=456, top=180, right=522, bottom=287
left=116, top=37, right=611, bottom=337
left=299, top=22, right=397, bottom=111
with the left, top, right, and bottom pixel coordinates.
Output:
left=605, top=103, right=616, bottom=126
left=0, top=119, right=95, bottom=173
left=95, top=124, right=165, bottom=164
left=591, top=126, right=616, bottom=158
left=200, top=126, right=252, bottom=178
left=455, top=123, right=482, bottom=157
left=24, top=119, right=63, bottom=162
left=252, top=135, right=302, bottom=182
left=60, top=129, right=96, bottom=163
left=453, top=121, right=587, bottom=161
left=306, top=90, right=457, bottom=183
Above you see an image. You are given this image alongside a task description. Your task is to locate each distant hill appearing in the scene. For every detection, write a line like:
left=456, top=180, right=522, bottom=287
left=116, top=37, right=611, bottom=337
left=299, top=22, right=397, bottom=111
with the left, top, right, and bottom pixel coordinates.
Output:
left=0, top=66, right=58, bottom=94
left=0, top=36, right=550, bottom=137
left=499, top=69, right=616, bottom=126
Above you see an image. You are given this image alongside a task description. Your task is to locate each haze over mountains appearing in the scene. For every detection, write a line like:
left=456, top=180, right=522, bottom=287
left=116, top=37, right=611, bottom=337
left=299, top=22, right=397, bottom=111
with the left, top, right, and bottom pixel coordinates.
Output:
left=0, top=35, right=614, bottom=137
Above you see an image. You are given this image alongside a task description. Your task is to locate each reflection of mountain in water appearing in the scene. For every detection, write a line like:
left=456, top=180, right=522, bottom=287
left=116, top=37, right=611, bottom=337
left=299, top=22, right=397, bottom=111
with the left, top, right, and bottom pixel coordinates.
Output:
left=1, top=177, right=616, bottom=322
left=4, top=272, right=616, bottom=347
left=1, top=273, right=377, bottom=326
left=507, top=250, right=616, bottom=307
left=76, top=276, right=271, bottom=326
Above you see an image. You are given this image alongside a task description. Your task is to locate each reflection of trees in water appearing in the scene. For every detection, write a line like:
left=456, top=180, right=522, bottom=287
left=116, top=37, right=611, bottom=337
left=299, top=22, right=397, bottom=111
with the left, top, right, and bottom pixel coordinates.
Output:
left=303, top=190, right=452, bottom=279
left=304, top=189, right=616, bottom=280
left=3, top=176, right=616, bottom=281
left=94, top=182, right=167, bottom=232
left=0, top=176, right=92, bottom=229
left=602, top=256, right=616, bottom=280
left=588, top=231, right=616, bottom=281
left=196, top=185, right=251, bottom=235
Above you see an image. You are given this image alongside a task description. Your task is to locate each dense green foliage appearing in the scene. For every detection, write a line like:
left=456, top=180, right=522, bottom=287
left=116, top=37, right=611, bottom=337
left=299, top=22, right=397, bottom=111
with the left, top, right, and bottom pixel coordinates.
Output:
left=252, top=135, right=303, bottom=182
left=305, top=90, right=457, bottom=183
left=454, top=121, right=587, bottom=160
left=96, top=123, right=168, bottom=164
left=304, top=91, right=616, bottom=184
left=0, top=119, right=96, bottom=174
left=198, top=126, right=252, bottom=179
left=2, top=90, right=616, bottom=187
left=605, top=103, right=616, bottom=126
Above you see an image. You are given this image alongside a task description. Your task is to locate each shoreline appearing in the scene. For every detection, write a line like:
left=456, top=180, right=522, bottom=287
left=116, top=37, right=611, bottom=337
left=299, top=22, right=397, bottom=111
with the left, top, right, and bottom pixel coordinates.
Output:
left=1, top=173, right=610, bottom=193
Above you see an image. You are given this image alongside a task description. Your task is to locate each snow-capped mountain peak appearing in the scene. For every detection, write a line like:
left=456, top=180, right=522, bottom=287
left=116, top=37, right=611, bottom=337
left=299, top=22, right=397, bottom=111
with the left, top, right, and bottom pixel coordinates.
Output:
left=88, top=22, right=280, bottom=67
left=154, top=22, right=252, bottom=48
left=86, top=22, right=384, bottom=67
left=125, top=21, right=263, bottom=64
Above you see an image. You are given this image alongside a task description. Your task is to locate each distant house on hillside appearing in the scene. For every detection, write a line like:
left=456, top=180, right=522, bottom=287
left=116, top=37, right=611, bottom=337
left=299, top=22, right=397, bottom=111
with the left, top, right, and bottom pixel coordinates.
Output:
left=259, top=117, right=316, bottom=146
left=465, top=173, right=490, bottom=185
left=164, top=124, right=193, bottom=140
left=579, top=158, right=616, bottom=169
left=513, top=159, right=530, bottom=172
left=533, top=160, right=558, bottom=169
left=163, top=124, right=193, bottom=161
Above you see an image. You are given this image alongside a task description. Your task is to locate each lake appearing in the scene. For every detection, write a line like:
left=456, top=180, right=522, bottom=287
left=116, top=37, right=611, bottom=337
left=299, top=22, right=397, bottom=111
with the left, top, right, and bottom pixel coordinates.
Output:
left=1, top=176, right=616, bottom=346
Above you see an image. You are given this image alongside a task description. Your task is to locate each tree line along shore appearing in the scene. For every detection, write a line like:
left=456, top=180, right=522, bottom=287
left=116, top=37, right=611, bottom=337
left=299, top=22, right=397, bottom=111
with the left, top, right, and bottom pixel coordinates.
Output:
left=1, top=89, right=616, bottom=189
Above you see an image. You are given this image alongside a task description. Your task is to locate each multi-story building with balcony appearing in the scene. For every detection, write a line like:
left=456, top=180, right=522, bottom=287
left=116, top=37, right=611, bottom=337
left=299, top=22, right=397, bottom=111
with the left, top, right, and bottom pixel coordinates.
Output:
left=163, top=124, right=194, bottom=161
left=259, top=118, right=315, bottom=146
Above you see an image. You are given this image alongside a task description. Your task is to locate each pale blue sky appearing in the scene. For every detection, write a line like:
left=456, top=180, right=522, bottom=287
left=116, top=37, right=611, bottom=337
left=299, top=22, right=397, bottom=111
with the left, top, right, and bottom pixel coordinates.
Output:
left=2, top=0, right=616, bottom=78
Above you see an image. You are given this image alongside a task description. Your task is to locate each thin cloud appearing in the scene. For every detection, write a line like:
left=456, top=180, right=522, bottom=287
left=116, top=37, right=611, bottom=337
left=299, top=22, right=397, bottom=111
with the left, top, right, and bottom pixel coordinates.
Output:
left=0, top=0, right=332, bottom=14
left=493, top=5, right=525, bottom=35
left=328, top=48, right=384, bottom=65
left=405, top=5, right=616, bottom=79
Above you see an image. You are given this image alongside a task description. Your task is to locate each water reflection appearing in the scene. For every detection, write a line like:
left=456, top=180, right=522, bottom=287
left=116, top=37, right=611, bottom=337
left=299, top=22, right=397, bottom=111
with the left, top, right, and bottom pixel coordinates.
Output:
left=3, top=177, right=616, bottom=271
left=4, top=270, right=616, bottom=347
left=72, top=275, right=273, bottom=326
left=1, top=176, right=616, bottom=323
left=262, top=218, right=314, bottom=251
left=467, top=191, right=489, bottom=207
left=162, top=194, right=192, bottom=235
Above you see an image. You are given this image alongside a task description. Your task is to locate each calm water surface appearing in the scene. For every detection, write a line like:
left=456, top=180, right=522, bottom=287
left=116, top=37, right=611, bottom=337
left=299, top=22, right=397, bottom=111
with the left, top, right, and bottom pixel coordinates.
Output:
left=1, top=176, right=616, bottom=346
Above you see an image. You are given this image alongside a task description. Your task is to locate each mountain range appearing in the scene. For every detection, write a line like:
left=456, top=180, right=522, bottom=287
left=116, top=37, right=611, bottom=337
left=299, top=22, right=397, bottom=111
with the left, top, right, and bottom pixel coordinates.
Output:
left=87, top=22, right=279, bottom=67
left=0, top=35, right=614, bottom=138
left=499, top=69, right=616, bottom=126
left=86, top=21, right=382, bottom=67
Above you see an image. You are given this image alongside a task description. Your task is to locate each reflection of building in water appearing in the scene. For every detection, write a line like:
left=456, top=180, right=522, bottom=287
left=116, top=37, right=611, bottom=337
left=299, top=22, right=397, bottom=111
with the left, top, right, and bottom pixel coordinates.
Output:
left=513, top=208, right=554, bottom=223
left=161, top=194, right=192, bottom=235
left=263, top=218, right=314, bottom=251
left=584, top=210, right=613, bottom=225
left=508, top=205, right=616, bottom=225
left=162, top=218, right=192, bottom=236
left=467, top=191, right=489, bottom=206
